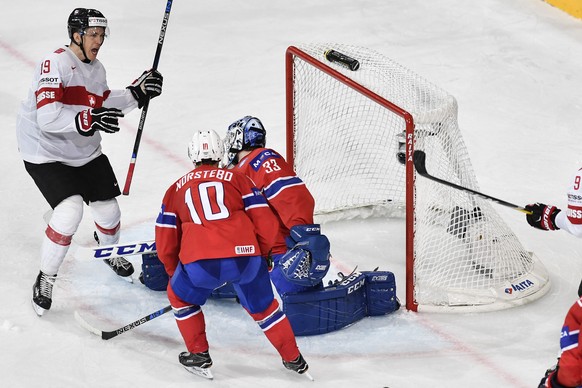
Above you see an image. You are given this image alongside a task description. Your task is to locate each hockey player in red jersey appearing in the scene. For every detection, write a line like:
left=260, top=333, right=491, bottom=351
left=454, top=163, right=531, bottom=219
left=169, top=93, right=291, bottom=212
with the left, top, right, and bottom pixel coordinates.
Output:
left=538, top=297, right=582, bottom=387
left=220, top=116, right=331, bottom=296
left=16, top=8, right=163, bottom=316
left=215, top=116, right=399, bottom=337
left=527, top=171, right=582, bottom=386
left=155, top=129, right=310, bottom=380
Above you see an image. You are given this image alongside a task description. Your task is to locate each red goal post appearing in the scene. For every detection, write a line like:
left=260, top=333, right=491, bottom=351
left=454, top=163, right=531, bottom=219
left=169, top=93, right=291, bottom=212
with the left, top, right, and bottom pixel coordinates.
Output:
left=285, top=46, right=417, bottom=311
left=285, top=44, right=551, bottom=312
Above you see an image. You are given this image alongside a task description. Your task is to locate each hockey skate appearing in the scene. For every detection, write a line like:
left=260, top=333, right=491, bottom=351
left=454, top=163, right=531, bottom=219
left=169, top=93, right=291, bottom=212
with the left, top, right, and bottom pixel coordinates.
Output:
left=103, top=257, right=135, bottom=280
left=179, top=351, right=213, bottom=380
left=32, top=271, right=57, bottom=317
left=94, top=232, right=134, bottom=282
left=283, top=353, right=313, bottom=380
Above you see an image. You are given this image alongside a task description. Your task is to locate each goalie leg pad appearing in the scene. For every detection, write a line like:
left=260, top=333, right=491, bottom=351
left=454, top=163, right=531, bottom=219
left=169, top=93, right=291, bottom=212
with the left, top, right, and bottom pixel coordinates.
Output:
left=141, top=253, right=169, bottom=291
left=282, top=272, right=367, bottom=336
left=361, top=270, right=400, bottom=316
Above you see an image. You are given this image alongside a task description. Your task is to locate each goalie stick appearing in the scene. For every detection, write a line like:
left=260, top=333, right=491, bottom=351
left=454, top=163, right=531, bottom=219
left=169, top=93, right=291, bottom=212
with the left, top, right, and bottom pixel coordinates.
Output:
left=413, top=150, right=532, bottom=215
left=123, top=0, right=173, bottom=195
left=76, top=240, right=156, bottom=260
left=75, top=305, right=172, bottom=340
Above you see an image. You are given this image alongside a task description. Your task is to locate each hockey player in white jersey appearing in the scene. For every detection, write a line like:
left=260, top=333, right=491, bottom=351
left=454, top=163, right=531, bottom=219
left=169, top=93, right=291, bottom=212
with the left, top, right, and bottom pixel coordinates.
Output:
left=526, top=168, right=582, bottom=296
left=526, top=170, right=582, bottom=386
left=525, top=172, right=582, bottom=240
left=16, top=8, right=163, bottom=316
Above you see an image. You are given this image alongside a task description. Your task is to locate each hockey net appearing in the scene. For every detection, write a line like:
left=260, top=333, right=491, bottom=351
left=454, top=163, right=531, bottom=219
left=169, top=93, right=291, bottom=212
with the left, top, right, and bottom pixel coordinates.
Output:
left=286, top=43, right=550, bottom=312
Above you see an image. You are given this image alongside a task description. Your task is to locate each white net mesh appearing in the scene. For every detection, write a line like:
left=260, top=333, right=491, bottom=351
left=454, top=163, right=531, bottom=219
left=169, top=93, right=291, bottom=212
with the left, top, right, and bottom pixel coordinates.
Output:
left=289, top=43, right=550, bottom=311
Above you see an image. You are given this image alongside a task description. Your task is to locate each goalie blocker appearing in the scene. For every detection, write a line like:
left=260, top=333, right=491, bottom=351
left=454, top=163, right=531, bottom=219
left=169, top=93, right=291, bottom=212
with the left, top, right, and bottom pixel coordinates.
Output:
left=282, top=269, right=399, bottom=336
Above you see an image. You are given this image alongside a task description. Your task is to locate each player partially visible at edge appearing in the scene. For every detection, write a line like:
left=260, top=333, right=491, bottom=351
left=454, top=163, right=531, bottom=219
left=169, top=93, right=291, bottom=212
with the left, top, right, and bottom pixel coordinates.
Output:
left=16, top=8, right=163, bottom=316
left=525, top=176, right=582, bottom=387
left=154, top=129, right=311, bottom=380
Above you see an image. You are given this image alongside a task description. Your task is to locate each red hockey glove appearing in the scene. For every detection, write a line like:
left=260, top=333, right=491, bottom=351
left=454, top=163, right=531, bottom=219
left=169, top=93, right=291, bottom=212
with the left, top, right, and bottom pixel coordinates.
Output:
left=526, top=203, right=560, bottom=231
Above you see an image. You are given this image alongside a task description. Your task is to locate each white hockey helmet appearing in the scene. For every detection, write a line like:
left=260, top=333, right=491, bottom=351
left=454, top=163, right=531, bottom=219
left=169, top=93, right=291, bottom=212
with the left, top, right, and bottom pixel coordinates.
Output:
left=188, top=129, right=223, bottom=165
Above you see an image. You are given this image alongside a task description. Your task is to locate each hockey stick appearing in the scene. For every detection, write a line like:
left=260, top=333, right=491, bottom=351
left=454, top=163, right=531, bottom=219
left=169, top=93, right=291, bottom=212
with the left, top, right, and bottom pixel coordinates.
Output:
left=75, top=305, right=172, bottom=340
left=45, top=210, right=157, bottom=259
left=413, top=150, right=532, bottom=215
left=76, top=240, right=156, bottom=260
left=46, top=209, right=153, bottom=260
left=122, top=0, right=173, bottom=196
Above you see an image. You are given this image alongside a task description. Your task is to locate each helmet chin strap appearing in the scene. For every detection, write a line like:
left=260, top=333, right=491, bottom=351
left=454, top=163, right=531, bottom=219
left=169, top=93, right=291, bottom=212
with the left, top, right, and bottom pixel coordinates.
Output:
left=73, top=35, right=91, bottom=63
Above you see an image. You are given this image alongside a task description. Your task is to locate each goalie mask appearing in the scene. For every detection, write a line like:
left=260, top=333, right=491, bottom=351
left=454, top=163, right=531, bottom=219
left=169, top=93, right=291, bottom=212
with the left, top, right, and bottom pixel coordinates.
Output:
left=188, top=129, right=223, bottom=164
left=220, top=116, right=266, bottom=168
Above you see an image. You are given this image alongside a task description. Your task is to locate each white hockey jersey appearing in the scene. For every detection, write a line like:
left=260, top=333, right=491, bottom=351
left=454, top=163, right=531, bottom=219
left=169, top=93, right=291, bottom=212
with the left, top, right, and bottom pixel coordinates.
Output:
left=555, top=168, right=582, bottom=237
left=16, top=46, right=138, bottom=167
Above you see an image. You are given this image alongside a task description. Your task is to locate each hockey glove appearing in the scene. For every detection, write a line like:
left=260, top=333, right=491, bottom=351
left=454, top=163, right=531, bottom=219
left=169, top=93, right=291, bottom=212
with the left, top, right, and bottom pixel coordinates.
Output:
left=281, top=224, right=331, bottom=287
left=526, top=203, right=561, bottom=231
left=286, top=224, right=324, bottom=248
left=537, top=362, right=561, bottom=388
left=127, top=69, right=163, bottom=108
left=264, top=250, right=274, bottom=271
left=75, top=107, right=124, bottom=137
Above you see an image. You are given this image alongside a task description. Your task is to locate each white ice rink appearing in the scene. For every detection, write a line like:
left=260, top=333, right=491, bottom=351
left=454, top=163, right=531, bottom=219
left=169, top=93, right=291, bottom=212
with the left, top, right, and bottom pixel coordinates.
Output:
left=2, top=0, right=582, bottom=387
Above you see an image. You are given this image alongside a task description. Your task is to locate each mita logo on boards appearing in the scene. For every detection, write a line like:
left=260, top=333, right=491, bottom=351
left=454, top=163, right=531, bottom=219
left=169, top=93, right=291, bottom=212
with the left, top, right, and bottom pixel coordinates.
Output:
left=504, top=279, right=535, bottom=295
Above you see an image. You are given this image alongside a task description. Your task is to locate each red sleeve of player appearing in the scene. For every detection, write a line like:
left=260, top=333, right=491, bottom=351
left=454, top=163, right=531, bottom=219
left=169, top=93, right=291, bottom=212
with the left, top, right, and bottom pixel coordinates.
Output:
left=253, top=150, right=315, bottom=228
left=267, top=183, right=315, bottom=228
left=154, top=189, right=182, bottom=277
left=556, top=297, right=582, bottom=387
left=236, top=173, right=280, bottom=256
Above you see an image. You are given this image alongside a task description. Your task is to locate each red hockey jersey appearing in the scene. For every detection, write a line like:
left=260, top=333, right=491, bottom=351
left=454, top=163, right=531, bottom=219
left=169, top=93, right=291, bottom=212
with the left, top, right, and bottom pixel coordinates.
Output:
left=233, top=148, right=315, bottom=254
left=555, top=297, right=582, bottom=387
left=155, top=165, right=279, bottom=276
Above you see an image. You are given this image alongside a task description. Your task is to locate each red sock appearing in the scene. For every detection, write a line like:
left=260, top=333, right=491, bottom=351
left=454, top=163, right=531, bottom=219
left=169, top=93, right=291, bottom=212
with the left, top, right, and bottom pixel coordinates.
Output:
left=167, top=284, right=208, bottom=353
left=249, top=299, right=300, bottom=362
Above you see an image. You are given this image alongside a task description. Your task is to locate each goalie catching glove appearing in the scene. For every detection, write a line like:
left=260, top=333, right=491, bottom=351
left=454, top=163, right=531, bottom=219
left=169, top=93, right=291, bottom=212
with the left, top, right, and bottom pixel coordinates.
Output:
left=526, top=203, right=561, bottom=231
left=75, top=107, right=124, bottom=136
left=127, top=69, right=163, bottom=108
left=280, top=224, right=331, bottom=287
